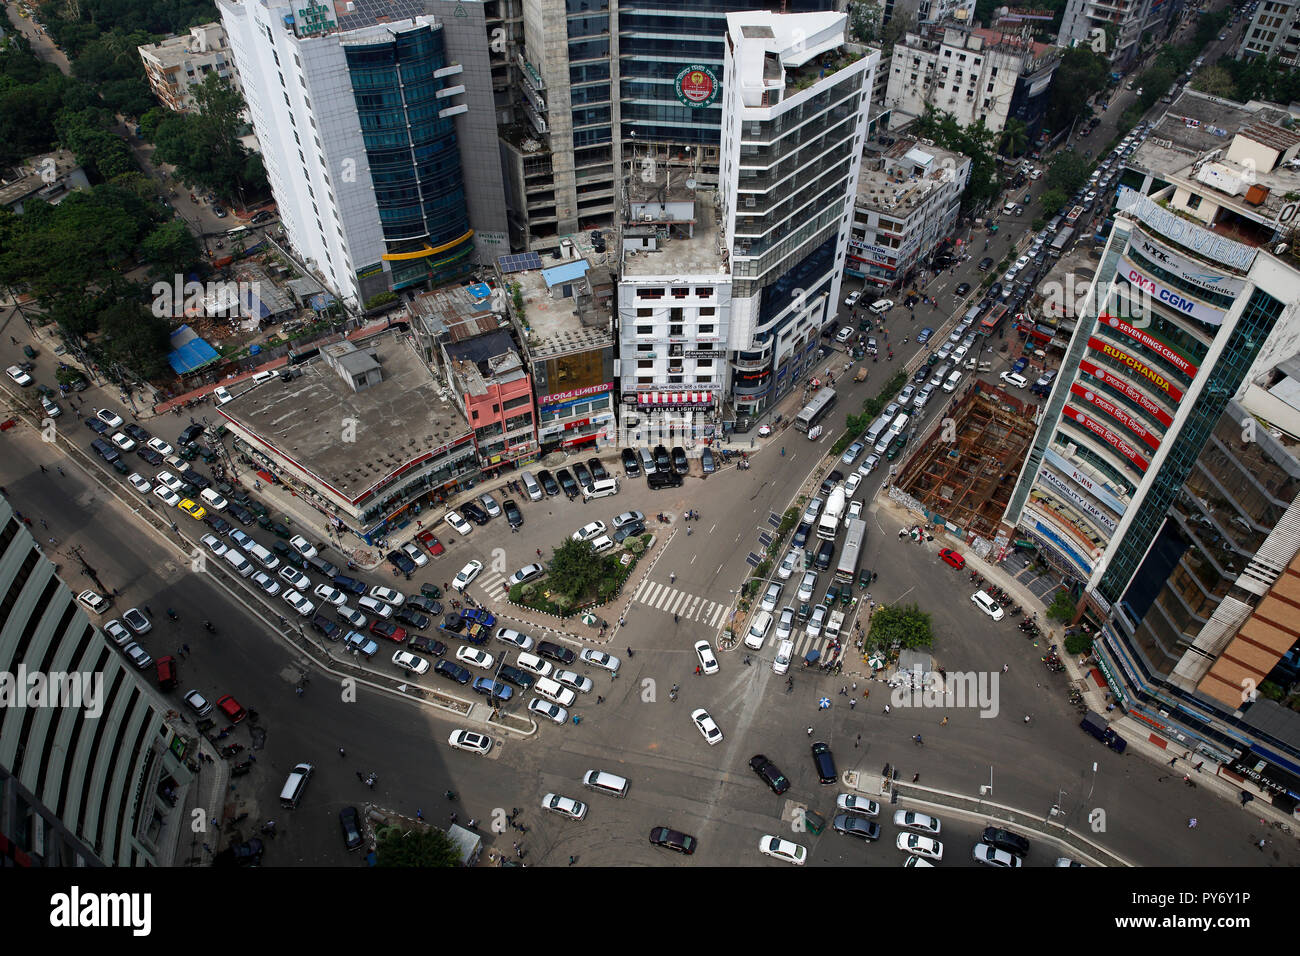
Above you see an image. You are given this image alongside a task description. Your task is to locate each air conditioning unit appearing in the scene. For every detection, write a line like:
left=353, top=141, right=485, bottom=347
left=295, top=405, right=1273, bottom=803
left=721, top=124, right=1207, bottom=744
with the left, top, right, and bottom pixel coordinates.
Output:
left=744, top=196, right=756, bottom=207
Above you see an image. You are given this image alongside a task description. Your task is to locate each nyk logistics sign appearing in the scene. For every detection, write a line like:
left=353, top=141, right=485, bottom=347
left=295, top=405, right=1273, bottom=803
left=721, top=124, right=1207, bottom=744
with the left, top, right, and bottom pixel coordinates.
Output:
left=1063, top=405, right=1150, bottom=472
left=675, top=65, right=719, bottom=108
left=1087, top=338, right=1184, bottom=401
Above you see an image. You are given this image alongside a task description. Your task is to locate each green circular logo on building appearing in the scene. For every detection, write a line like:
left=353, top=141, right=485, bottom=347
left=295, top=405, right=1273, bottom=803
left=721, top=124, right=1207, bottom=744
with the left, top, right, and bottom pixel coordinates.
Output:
left=675, top=65, right=719, bottom=108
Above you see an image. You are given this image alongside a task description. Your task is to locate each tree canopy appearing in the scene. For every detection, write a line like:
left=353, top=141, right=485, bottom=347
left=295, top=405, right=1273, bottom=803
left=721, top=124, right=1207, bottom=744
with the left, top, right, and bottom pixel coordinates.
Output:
left=913, top=107, right=1000, bottom=215
left=866, top=602, right=933, bottom=650
left=1046, top=47, right=1109, bottom=136
left=151, top=73, right=267, bottom=201
left=374, top=826, right=461, bottom=867
left=1046, top=151, right=1091, bottom=196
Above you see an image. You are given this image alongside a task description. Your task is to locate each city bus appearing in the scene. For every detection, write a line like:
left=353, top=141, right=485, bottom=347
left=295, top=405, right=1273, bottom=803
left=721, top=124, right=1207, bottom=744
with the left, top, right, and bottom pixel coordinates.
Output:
left=794, top=387, right=837, bottom=433
left=978, top=303, right=1009, bottom=336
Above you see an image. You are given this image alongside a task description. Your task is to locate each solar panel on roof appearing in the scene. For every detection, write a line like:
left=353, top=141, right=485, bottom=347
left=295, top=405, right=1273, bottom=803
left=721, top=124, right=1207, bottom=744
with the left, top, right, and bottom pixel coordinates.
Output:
left=498, top=252, right=543, bottom=273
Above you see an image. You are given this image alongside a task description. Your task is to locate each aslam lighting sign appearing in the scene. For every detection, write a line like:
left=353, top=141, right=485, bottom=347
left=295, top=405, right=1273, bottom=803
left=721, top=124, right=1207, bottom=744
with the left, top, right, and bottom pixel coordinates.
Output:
left=675, top=65, right=719, bottom=109
left=1063, top=405, right=1151, bottom=472
left=1120, top=258, right=1227, bottom=326
left=1116, top=187, right=1257, bottom=271
left=1078, top=359, right=1175, bottom=428
left=1070, top=382, right=1162, bottom=452
left=1087, top=338, right=1185, bottom=402
left=1130, top=227, right=1246, bottom=298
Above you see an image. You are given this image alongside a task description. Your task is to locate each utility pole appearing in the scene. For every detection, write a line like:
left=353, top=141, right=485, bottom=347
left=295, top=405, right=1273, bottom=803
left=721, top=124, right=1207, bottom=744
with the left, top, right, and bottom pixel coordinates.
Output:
left=68, top=545, right=109, bottom=594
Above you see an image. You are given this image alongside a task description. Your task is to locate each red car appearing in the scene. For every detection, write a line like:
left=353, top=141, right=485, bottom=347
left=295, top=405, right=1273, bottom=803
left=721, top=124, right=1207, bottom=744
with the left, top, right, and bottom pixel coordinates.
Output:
left=216, top=694, right=246, bottom=723
left=370, top=620, right=407, bottom=643
left=939, top=548, right=966, bottom=570
left=416, top=530, right=445, bottom=557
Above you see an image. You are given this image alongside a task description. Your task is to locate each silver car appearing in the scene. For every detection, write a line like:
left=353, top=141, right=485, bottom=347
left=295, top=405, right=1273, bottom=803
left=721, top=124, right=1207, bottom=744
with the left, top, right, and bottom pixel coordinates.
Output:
left=761, top=581, right=784, bottom=613
left=797, top=571, right=818, bottom=603
left=775, top=606, right=795, bottom=641
left=478, top=493, right=501, bottom=518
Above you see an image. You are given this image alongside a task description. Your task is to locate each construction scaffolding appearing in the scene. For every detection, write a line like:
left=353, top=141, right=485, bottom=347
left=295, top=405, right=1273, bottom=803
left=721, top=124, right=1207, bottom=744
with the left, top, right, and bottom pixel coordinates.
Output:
left=894, top=382, right=1039, bottom=539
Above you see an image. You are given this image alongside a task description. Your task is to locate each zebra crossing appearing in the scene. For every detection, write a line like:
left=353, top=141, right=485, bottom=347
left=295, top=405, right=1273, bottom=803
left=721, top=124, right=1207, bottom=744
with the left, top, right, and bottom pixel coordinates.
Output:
left=476, top=570, right=510, bottom=600
left=631, top=579, right=731, bottom=628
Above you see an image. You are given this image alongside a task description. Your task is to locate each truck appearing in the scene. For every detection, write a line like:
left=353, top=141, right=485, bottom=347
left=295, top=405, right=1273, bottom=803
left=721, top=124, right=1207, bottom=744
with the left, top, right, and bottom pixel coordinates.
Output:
left=824, top=609, right=845, bottom=643
left=817, top=486, right=847, bottom=541
left=1065, top=205, right=1084, bottom=228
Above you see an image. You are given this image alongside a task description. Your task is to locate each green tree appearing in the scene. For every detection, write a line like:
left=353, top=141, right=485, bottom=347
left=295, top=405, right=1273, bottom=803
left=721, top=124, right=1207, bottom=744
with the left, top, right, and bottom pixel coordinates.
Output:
left=866, top=602, right=933, bottom=650
left=141, top=219, right=200, bottom=278
left=1190, top=65, right=1236, bottom=98
left=880, top=11, right=915, bottom=53
left=1046, top=151, right=1091, bottom=195
left=998, top=118, right=1028, bottom=158
left=545, top=538, right=608, bottom=603
left=1039, top=187, right=1067, bottom=215
left=849, top=2, right=882, bottom=43
left=152, top=73, right=267, bottom=202
left=99, top=299, right=173, bottom=379
left=374, top=826, right=461, bottom=867
left=1046, top=588, right=1076, bottom=623
left=1046, top=47, right=1109, bottom=135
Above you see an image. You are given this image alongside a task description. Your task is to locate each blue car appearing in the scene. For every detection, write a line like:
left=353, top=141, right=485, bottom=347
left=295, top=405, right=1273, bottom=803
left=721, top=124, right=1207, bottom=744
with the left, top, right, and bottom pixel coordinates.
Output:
left=1011, top=356, right=1029, bottom=374
left=917, top=327, right=934, bottom=344
left=472, top=677, right=513, bottom=702
left=840, top=442, right=864, bottom=465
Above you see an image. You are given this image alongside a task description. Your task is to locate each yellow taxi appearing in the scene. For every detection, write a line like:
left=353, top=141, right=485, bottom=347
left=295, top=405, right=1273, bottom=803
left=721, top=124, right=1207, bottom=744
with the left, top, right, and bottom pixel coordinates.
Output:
left=178, top=498, right=207, bottom=520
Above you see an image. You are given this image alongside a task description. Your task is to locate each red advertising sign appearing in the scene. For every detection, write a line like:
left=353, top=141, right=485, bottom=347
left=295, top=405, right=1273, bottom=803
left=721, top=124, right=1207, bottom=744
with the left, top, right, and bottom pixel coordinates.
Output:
left=1087, top=337, right=1184, bottom=401
left=1070, top=383, right=1162, bottom=451
left=1078, top=359, right=1175, bottom=427
left=1098, top=314, right=1198, bottom=377
left=1063, top=405, right=1150, bottom=472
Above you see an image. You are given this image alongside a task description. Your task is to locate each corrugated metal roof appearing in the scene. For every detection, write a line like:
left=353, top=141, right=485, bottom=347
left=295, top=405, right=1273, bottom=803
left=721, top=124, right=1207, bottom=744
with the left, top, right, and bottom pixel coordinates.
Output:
left=541, top=260, right=589, bottom=288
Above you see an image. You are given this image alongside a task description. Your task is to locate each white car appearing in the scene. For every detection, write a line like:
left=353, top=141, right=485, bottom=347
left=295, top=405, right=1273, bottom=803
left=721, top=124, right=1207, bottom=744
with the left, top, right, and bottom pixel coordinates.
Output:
left=252, top=572, right=281, bottom=596
left=847, top=500, right=864, bottom=520
left=445, top=510, right=472, bottom=536
left=393, top=650, right=430, bottom=675
left=156, top=471, right=183, bottom=493
left=213, top=386, right=233, bottom=405
left=451, top=560, right=482, bottom=591
left=95, top=408, right=123, bottom=428
left=148, top=437, right=174, bottom=456
left=448, top=729, right=492, bottom=754
left=508, top=563, right=545, bottom=587
left=806, top=604, right=828, bottom=639
left=314, top=584, right=347, bottom=606
left=612, top=510, right=646, bottom=529
left=1015, top=255, right=1030, bottom=271
left=952, top=344, right=969, bottom=363
left=802, top=497, right=823, bottom=525
left=289, top=535, right=317, bottom=559
left=456, top=646, right=495, bottom=670
left=200, top=533, right=228, bottom=557
left=1000, top=371, right=1028, bottom=389
left=128, top=473, right=152, bottom=494
left=154, top=486, right=181, bottom=508
left=495, top=627, right=535, bottom=650
left=837, top=794, right=880, bottom=817
left=844, top=290, right=862, bottom=307
left=77, top=590, right=110, bottom=614
left=691, top=708, right=723, bottom=746
left=761, top=581, right=783, bottom=613
left=580, top=648, right=620, bottom=672
left=400, top=542, right=428, bottom=567
left=6, top=365, right=32, bottom=386
left=778, top=549, right=799, bottom=580
left=896, top=833, right=944, bottom=861
left=529, top=698, right=568, bottom=724
left=775, top=606, right=795, bottom=641
left=893, top=810, right=941, bottom=834
left=571, top=520, right=607, bottom=542
left=869, top=299, right=894, bottom=314
left=279, top=566, right=311, bottom=590
left=758, top=835, right=807, bottom=865
left=554, top=670, right=593, bottom=693
left=104, top=619, right=133, bottom=646
left=369, top=585, right=405, bottom=607
left=844, top=473, right=862, bottom=497
left=110, top=432, right=136, bottom=452
left=694, top=640, right=719, bottom=675
left=183, top=689, right=213, bottom=717
left=858, top=454, right=880, bottom=477
left=797, top=571, right=817, bottom=603
left=973, top=844, right=1022, bottom=867
left=541, top=793, right=587, bottom=820
left=282, top=590, right=314, bottom=617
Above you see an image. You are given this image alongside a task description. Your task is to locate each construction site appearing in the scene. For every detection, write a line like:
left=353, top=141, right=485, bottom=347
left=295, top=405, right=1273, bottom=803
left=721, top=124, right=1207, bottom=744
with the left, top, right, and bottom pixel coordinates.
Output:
left=892, top=381, right=1040, bottom=539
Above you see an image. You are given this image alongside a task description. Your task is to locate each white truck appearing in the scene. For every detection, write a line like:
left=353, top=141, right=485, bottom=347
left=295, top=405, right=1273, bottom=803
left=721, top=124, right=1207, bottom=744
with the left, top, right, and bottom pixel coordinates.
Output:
left=824, top=610, right=845, bottom=642
left=817, top=486, right=847, bottom=541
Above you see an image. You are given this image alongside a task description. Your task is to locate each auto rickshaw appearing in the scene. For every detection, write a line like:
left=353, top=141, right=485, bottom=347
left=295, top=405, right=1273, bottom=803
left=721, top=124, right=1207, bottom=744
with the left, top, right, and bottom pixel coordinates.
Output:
left=797, top=602, right=811, bottom=624
left=840, top=587, right=853, bottom=607
left=858, top=567, right=872, bottom=589
left=804, top=549, right=816, bottom=570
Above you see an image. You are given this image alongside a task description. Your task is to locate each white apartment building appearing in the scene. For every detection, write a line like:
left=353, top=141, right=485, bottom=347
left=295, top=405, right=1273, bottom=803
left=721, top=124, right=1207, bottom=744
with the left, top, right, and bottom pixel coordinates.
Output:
left=848, top=136, right=971, bottom=291
left=617, top=163, right=732, bottom=442
left=720, top=10, right=877, bottom=419
left=1058, top=0, right=1177, bottom=69
left=1240, top=0, right=1300, bottom=65
left=138, top=23, right=241, bottom=112
left=885, top=24, right=1059, bottom=136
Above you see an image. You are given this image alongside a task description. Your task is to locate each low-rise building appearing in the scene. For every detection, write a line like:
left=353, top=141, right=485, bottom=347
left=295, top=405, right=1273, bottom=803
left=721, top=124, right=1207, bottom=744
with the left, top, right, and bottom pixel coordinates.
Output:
left=848, top=136, right=971, bottom=291
left=0, top=149, right=89, bottom=214
left=137, top=23, right=240, bottom=112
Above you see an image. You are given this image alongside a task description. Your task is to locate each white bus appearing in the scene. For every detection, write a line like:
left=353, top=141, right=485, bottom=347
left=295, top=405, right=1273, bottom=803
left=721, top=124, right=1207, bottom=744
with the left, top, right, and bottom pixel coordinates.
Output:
left=794, top=388, right=837, bottom=433
left=835, top=518, right=867, bottom=585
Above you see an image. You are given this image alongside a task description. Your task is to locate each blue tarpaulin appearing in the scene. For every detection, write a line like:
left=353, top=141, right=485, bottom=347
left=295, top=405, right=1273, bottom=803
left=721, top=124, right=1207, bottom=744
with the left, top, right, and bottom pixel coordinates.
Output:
left=308, top=292, right=336, bottom=312
left=168, top=325, right=220, bottom=374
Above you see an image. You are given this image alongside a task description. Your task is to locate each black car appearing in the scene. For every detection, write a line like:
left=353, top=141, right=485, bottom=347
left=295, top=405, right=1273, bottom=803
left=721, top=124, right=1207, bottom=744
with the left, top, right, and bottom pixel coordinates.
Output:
left=648, top=827, right=698, bottom=854
left=394, top=606, right=429, bottom=630
left=273, top=541, right=309, bottom=570
left=408, top=635, right=447, bottom=657
left=913, top=366, right=929, bottom=385
left=819, top=471, right=844, bottom=496
left=982, top=827, right=1031, bottom=857
left=435, top=660, right=471, bottom=684
left=978, top=256, right=994, bottom=271
left=226, top=503, right=255, bottom=525
left=136, top=447, right=164, bottom=466
left=572, top=462, right=592, bottom=487
left=405, top=594, right=441, bottom=615
left=178, top=423, right=204, bottom=445
left=310, top=613, right=340, bottom=640
left=653, top=444, right=670, bottom=472
left=339, top=806, right=364, bottom=851
left=498, top=663, right=535, bottom=690
left=503, top=499, right=523, bottom=528
left=955, top=282, right=971, bottom=296
left=621, top=448, right=640, bottom=477
left=536, top=640, right=576, bottom=665
left=749, top=754, right=791, bottom=794
left=989, top=282, right=1002, bottom=298
left=84, top=417, right=108, bottom=434
left=701, top=448, right=715, bottom=474
left=811, top=741, right=837, bottom=784
left=537, top=469, right=561, bottom=496
left=814, top=540, right=835, bottom=570
left=331, top=574, right=368, bottom=596
left=461, top=501, right=490, bottom=524
left=203, top=514, right=233, bottom=536
left=124, top=423, right=150, bottom=443
left=588, top=458, right=608, bottom=481
left=556, top=468, right=578, bottom=497
left=671, top=446, right=689, bottom=475
left=179, top=468, right=210, bottom=490
left=613, top=521, right=645, bottom=544
left=792, top=521, right=812, bottom=549
left=387, top=550, right=416, bottom=574
left=647, top=470, right=682, bottom=490
left=257, top=516, right=290, bottom=538
left=214, top=837, right=264, bottom=867
left=307, top=555, right=340, bottom=578
left=832, top=814, right=880, bottom=841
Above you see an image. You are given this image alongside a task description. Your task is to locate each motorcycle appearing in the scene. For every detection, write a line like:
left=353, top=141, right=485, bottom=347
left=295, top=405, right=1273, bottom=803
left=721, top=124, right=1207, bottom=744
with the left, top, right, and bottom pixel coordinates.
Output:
left=231, top=760, right=253, bottom=776
left=220, top=744, right=244, bottom=758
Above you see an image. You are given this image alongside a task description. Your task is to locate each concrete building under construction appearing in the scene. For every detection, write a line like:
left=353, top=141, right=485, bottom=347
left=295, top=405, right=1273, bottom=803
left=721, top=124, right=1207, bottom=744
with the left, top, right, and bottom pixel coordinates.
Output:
left=891, top=381, right=1040, bottom=540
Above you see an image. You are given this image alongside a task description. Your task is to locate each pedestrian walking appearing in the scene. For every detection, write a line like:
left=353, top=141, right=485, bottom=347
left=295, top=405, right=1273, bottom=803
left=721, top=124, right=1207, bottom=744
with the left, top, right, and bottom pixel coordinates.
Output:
left=416, top=809, right=423, bottom=821
left=536, top=549, right=543, bottom=558
left=40, top=518, right=47, bottom=528
left=849, top=698, right=856, bottom=710
left=1187, top=817, right=1198, bottom=828
left=568, top=855, right=576, bottom=866
left=1169, top=757, right=1178, bottom=766
left=807, top=726, right=813, bottom=736
left=883, top=704, right=891, bottom=715
left=851, top=682, right=857, bottom=692
left=912, top=772, right=920, bottom=783
left=1195, top=761, right=1204, bottom=772
left=940, top=716, right=948, bottom=726
left=839, top=687, right=847, bottom=696
left=39, top=465, right=46, bottom=473
left=1258, top=838, right=1267, bottom=850
left=1001, top=664, right=1008, bottom=673
left=596, top=695, right=604, bottom=704
left=339, top=747, right=346, bottom=757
